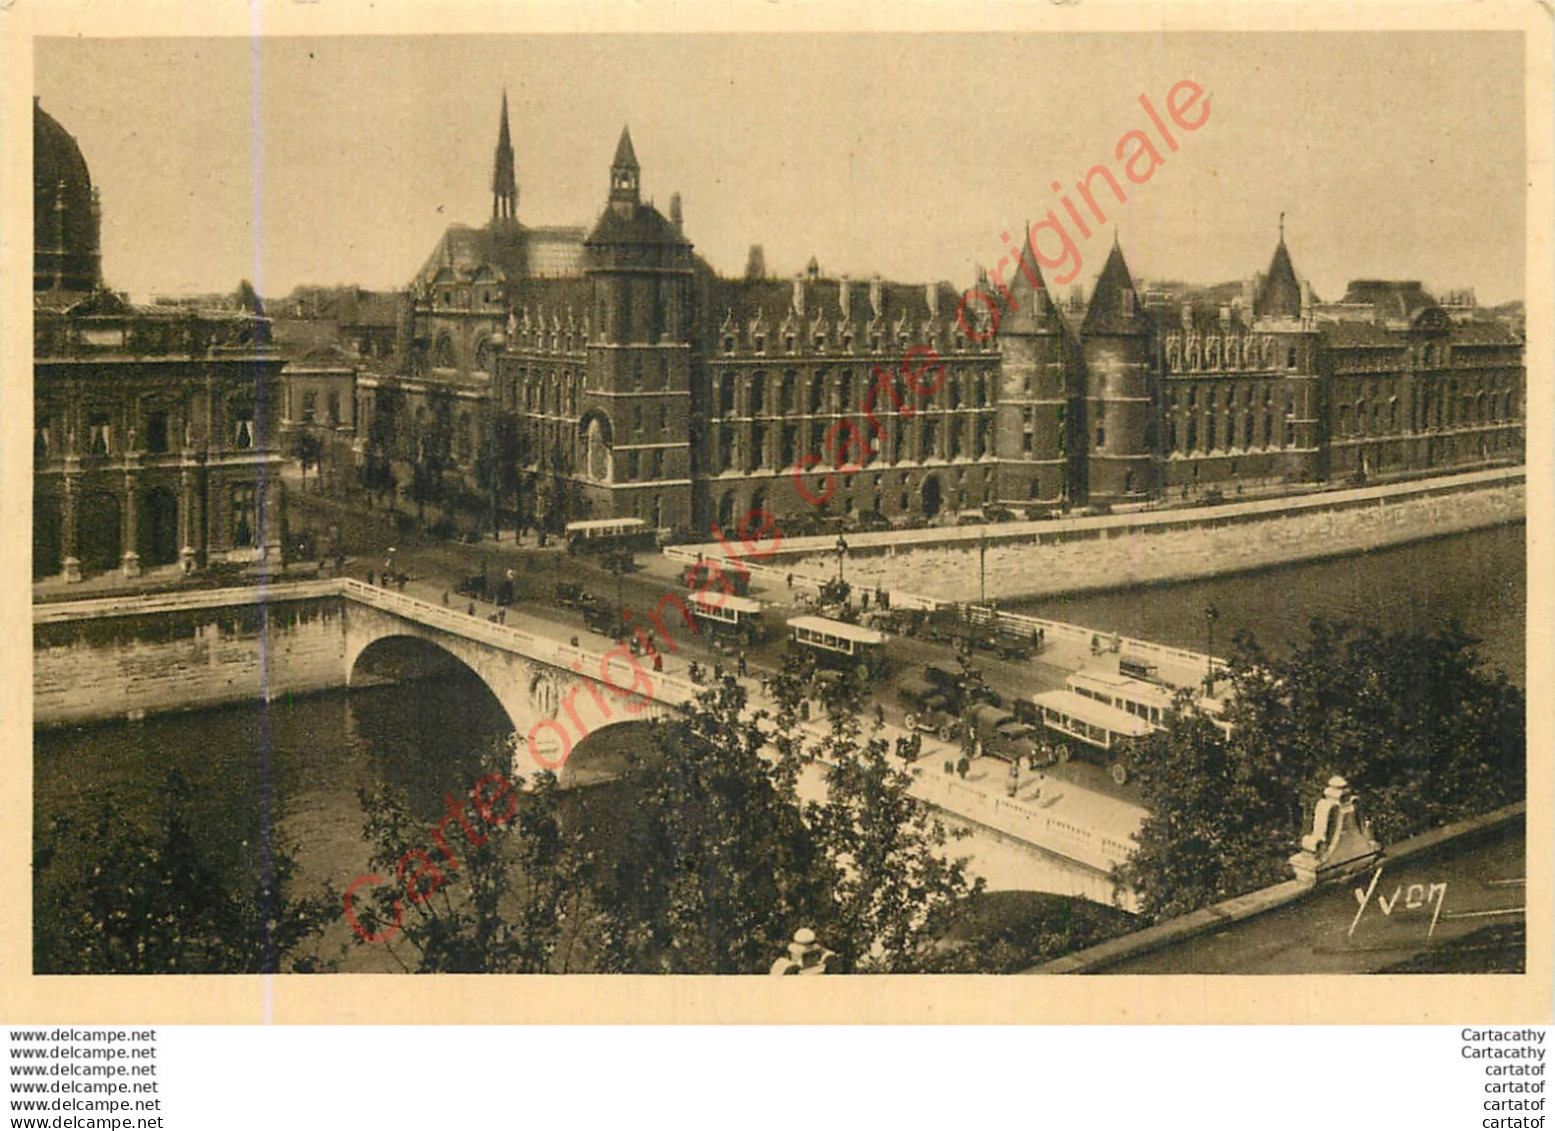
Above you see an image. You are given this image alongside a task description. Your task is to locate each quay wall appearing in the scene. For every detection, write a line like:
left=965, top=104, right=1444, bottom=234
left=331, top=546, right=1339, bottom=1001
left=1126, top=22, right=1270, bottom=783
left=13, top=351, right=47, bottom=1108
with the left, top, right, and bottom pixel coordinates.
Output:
left=33, top=581, right=350, bottom=728
left=765, top=468, right=1525, bottom=604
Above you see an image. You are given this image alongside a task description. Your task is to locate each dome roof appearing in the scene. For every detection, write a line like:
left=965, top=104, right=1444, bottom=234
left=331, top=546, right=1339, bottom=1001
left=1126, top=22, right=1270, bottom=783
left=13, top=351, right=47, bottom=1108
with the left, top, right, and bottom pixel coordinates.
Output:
left=34, top=100, right=102, bottom=293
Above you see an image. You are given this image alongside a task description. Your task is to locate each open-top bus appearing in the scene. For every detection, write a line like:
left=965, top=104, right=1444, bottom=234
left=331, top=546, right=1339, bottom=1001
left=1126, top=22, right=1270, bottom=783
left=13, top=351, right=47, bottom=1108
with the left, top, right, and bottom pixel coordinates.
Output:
left=564, top=517, right=657, bottom=557
left=787, top=615, right=890, bottom=680
left=690, top=590, right=769, bottom=645
left=1028, top=688, right=1154, bottom=785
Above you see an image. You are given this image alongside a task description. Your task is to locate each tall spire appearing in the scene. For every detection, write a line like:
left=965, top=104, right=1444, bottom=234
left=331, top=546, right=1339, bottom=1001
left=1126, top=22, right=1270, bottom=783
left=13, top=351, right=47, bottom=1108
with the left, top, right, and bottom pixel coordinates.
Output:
left=610, top=125, right=640, bottom=213
left=492, top=90, right=518, bottom=222
left=1255, top=215, right=1302, bottom=319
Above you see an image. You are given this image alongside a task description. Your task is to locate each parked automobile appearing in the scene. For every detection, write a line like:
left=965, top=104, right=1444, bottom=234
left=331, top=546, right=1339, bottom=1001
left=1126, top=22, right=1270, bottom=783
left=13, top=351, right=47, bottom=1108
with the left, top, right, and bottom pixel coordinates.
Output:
left=963, top=703, right=1041, bottom=765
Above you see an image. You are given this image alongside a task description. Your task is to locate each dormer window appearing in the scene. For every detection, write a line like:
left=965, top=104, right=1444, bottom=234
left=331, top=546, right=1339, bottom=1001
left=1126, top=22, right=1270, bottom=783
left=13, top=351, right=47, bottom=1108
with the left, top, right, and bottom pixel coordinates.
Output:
left=813, top=334, right=826, bottom=351
left=723, top=335, right=735, bottom=355
left=842, top=332, right=854, bottom=352
left=754, top=334, right=766, bottom=355
left=443, top=290, right=452, bottom=306
left=785, top=334, right=796, bottom=353
left=870, top=334, right=881, bottom=351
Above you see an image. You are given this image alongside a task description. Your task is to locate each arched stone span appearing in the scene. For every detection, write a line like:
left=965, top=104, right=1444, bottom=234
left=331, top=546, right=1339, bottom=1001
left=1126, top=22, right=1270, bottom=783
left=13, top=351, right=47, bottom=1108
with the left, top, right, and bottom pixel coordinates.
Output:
left=341, top=596, right=672, bottom=780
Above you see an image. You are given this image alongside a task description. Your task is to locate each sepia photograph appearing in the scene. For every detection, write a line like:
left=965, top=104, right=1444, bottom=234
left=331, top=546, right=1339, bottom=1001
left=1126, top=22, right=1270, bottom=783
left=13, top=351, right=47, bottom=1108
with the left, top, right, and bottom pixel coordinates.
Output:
left=10, top=6, right=1548, bottom=1023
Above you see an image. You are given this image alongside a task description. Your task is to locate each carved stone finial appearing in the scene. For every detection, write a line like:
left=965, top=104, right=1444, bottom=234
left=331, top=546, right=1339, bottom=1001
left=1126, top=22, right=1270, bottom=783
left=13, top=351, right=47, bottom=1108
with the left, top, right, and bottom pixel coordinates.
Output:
left=1289, top=775, right=1382, bottom=886
left=769, top=927, right=836, bottom=975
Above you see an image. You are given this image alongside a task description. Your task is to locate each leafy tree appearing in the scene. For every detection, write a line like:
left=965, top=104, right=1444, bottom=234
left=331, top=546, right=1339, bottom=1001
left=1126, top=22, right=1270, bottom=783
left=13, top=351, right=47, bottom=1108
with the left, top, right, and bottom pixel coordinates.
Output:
left=793, top=673, right=981, bottom=972
left=294, top=431, right=323, bottom=492
left=591, top=678, right=827, bottom=973
left=1117, top=619, right=1525, bottom=923
left=34, top=771, right=338, bottom=974
left=349, top=737, right=597, bottom=973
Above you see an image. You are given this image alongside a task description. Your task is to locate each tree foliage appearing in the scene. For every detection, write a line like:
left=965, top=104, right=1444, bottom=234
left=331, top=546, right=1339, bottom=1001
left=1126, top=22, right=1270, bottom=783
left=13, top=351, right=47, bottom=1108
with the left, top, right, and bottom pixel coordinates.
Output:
left=34, top=771, right=339, bottom=974
left=350, top=736, right=598, bottom=974
left=1117, top=619, right=1525, bottom=923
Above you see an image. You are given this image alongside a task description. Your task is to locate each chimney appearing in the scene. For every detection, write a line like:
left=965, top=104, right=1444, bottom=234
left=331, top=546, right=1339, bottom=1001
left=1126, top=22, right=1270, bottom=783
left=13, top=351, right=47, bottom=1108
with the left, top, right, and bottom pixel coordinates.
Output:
left=1300, top=279, right=1313, bottom=319
left=926, top=282, right=940, bottom=318
left=1219, top=305, right=1232, bottom=327
left=869, top=275, right=883, bottom=318
left=669, top=192, right=683, bottom=233
left=1069, top=284, right=1084, bottom=313
left=793, top=273, right=806, bottom=318
left=839, top=275, right=852, bottom=321
left=1181, top=301, right=1194, bottom=329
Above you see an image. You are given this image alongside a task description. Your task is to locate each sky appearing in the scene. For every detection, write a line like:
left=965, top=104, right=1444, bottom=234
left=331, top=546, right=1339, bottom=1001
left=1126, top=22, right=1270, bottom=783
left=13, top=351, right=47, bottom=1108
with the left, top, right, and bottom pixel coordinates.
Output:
left=34, top=33, right=1526, bottom=305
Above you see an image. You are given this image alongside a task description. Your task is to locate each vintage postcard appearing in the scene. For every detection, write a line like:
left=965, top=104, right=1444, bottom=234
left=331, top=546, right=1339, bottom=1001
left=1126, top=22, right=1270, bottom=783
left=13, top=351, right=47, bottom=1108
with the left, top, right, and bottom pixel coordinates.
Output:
left=2, top=0, right=1549, bottom=1025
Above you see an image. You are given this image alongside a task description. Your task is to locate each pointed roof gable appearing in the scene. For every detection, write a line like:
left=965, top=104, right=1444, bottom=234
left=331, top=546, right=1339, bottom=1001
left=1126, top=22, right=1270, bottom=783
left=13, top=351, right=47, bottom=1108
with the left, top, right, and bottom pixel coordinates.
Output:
left=1001, top=247, right=1066, bottom=335
left=612, top=125, right=639, bottom=171
left=1254, top=238, right=1302, bottom=319
left=1082, top=239, right=1148, bottom=336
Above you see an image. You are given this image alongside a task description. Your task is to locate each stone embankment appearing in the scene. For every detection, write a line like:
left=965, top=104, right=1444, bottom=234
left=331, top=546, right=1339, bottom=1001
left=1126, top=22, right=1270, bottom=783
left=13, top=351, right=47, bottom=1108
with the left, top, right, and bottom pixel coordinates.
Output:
left=770, top=467, right=1524, bottom=603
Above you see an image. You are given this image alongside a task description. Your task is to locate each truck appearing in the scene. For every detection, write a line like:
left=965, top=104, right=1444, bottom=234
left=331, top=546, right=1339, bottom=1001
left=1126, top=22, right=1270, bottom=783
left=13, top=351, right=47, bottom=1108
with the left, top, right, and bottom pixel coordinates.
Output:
left=919, top=604, right=1037, bottom=661
left=898, top=662, right=1003, bottom=741
left=963, top=702, right=1041, bottom=765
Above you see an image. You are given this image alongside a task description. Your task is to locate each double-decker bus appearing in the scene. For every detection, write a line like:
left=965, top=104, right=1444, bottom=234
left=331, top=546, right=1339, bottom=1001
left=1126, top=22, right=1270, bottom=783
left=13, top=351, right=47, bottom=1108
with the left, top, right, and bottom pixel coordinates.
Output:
left=564, top=517, right=657, bottom=557
left=787, top=615, right=890, bottom=680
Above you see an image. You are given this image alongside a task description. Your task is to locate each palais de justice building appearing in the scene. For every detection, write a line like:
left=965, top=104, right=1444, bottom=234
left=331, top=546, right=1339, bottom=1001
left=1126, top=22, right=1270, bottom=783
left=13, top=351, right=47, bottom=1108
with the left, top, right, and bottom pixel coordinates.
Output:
left=33, top=100, right=285, bottom=582
left=370, top=100, right=1524, bottom=533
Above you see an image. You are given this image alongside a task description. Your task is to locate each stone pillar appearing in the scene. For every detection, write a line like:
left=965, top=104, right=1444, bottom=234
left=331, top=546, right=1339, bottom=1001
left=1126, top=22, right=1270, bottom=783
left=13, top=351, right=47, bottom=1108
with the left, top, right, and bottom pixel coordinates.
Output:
left=1289, top=775, right=1382, bottom=886
left=121, top=470, right=141, bottom=577
left=61, top=467, right=81, bottom=583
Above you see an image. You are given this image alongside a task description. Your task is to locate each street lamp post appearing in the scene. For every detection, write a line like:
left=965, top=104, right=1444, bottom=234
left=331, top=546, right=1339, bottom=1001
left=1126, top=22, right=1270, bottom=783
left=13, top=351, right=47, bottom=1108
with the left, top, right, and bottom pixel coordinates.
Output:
left=835, top=535, right=849, bottom=586
left=979, top=528, right=987, bottom=605
left=1203, top=604, right=1221, bottom=695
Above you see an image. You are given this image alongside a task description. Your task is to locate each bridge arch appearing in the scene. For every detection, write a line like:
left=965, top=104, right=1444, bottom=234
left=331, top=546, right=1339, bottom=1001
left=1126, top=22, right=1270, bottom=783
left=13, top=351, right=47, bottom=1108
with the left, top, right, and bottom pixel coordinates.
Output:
left=349, top=631, right=516, bottom=729
left=341, top=599, right=671, bottom=785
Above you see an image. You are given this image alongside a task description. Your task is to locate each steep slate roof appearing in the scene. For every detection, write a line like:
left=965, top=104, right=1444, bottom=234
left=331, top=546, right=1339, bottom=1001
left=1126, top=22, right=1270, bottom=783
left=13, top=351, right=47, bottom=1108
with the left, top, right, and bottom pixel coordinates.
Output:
left=584, top=201, right=688, bottom=249
left=1339, top=280, right=1440, bottom=323
left=1254, top=239, right=1303, bottom=319
left=1081, top=240, right=1150, bottom=336
left=1000, top=253, right=1067, bottom=336
left=415, top=223, right=528, bottom=286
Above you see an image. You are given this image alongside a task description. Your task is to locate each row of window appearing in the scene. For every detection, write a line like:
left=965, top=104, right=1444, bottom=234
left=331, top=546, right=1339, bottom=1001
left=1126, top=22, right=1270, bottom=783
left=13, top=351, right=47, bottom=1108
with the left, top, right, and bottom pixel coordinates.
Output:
left=719, top=330, right=989, bottom=357
left=34, top=407, right=255, bottom=462
left=712, top=368, right=993, bottom=419
left=708, top=414, right=995, bottom=474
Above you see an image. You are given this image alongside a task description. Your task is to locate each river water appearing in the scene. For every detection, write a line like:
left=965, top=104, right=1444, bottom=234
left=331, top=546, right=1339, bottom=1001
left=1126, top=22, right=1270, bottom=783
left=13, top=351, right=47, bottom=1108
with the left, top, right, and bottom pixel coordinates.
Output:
left=33, top=523, right=1525, bottom=971
left=1016, top=524, right=1526, bottom=687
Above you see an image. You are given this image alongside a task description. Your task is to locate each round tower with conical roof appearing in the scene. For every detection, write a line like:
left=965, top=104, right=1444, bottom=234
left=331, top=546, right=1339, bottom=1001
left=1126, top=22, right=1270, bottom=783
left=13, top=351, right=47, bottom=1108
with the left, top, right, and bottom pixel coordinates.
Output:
left=1079, top=238, right=1160, bottom=504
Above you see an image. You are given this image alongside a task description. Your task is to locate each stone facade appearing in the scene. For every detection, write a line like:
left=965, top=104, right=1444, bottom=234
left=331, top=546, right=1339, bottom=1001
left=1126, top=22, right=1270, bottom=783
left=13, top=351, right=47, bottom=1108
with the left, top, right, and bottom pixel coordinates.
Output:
left=358, top=99, right=1526, bottom=534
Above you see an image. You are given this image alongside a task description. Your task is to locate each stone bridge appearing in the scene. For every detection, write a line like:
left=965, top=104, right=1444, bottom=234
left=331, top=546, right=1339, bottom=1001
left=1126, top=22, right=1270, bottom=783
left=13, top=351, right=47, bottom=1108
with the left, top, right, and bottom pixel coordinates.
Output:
left=339, top=580, right=692, bottom=775
left=33, top=578, right=698, bottom=780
